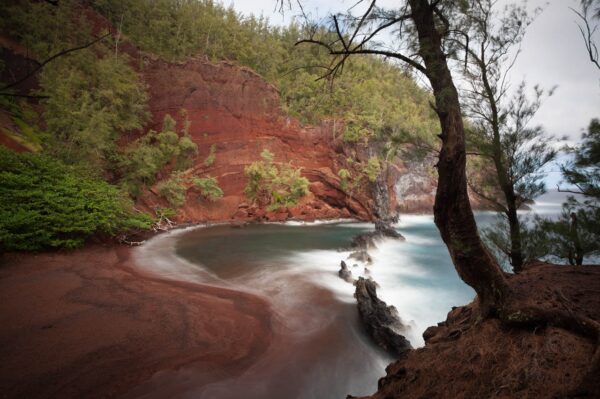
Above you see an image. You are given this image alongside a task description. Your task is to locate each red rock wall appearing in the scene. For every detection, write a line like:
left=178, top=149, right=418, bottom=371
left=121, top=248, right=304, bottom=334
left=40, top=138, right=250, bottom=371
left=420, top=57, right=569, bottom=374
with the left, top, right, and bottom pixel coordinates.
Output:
left=138, top=57, right=380, bottom=223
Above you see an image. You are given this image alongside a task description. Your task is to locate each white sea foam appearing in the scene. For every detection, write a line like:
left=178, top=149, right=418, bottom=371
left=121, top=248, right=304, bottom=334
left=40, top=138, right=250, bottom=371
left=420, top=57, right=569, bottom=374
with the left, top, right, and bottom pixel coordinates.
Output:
left=276, top=218, right=358, bottom=226
left=398, top=214, right=434, bottom=226
left=133, top=225, right=227, bottom=287
left=135, top=222, right=474, bottom=349
left=277, top=235, right=474, bottom=347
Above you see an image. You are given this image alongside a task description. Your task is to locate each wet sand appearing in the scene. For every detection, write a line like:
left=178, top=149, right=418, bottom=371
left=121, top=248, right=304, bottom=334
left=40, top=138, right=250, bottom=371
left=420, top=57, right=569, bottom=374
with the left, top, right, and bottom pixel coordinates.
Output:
left=0, top=244, right=273, bottom=399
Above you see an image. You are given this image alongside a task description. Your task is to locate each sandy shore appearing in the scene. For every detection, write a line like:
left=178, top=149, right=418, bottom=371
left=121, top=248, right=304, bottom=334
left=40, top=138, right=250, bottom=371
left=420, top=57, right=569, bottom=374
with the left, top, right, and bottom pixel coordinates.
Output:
left=0, top=244, right=273, bottom=399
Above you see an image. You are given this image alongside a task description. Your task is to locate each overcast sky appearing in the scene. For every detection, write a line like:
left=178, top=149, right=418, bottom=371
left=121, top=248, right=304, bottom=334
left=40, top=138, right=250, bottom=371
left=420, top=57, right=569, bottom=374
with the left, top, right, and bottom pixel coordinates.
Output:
left=228, top=0, right=599, bottom=143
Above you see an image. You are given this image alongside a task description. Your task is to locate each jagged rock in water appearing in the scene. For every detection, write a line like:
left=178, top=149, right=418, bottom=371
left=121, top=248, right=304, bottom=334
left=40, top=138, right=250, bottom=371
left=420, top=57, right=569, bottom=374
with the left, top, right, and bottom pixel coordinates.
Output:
left=348, top=249, right=372, bottom=264
left=351, top=233, right=378, bottom=250
left=350, top=222, right=405, bottom=256
left=338, top=260, right=355, bottom=283
left=374, top=221, right=405, bottom=239
left=354, top=277, right=412, bottom=357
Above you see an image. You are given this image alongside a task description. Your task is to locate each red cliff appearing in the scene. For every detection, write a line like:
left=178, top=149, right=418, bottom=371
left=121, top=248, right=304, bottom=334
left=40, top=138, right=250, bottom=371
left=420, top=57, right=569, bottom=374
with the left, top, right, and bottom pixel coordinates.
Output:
left=138, top=56, right=391, bottom=223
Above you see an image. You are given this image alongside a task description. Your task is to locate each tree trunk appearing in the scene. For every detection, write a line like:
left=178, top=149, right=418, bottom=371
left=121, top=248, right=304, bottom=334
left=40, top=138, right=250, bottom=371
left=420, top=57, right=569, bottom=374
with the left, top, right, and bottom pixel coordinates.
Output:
left=570, top=212, right=584, bottom=265
left=506, top=202, right=524, bottom=272
left=478, top=42, right=525, bottom=274
left=409, top=0, right=510, bottom=316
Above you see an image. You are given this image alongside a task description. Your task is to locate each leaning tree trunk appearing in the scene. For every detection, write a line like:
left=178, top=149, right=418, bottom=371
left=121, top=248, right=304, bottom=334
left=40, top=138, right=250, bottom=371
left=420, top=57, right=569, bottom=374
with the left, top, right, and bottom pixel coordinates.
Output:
left=405, top=3, right=600, bottom=393
left=408, top=0, right=510, bottom=316
left=506, top=202, right=524, bottom=272
left=480, top=56, right=525, bottom=274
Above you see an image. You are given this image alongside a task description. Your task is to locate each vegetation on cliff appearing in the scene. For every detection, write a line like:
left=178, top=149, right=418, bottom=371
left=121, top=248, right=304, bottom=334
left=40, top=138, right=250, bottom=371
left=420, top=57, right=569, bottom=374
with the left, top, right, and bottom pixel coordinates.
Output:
left=92, top=0, right=440, bottom=147
left=193, top=176, right=224, bottom=202
left=244, top=149, right=309, bottom=210
left=0, top=147, right=152, bottom=250
left=0, top=0, right=442, bottom=250
left=120, top=114, right=198, bottom=198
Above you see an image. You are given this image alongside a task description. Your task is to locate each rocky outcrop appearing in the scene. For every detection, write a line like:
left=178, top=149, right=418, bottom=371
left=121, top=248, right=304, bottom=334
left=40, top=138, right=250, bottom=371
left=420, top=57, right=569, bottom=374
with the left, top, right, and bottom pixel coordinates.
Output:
left=394, top=158, right=437, bottom=213
left=354, top=277, right=412, bottom=357
left=347, top=222, right=405, bottom=264
left=339, top=260, right=355, bottom=283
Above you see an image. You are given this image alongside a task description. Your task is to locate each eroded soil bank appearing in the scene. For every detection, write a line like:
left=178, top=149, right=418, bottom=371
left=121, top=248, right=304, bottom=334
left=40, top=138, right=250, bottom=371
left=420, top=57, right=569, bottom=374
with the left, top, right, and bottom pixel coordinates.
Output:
left=357, top=262, right=600, bottom=399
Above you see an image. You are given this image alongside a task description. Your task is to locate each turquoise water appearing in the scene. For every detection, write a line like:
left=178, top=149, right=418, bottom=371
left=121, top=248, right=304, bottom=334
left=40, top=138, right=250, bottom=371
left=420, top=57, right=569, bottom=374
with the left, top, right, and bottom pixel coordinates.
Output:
left=174, top=219, right=477, bottom=346
left=131, top=191, right=569, bottom=398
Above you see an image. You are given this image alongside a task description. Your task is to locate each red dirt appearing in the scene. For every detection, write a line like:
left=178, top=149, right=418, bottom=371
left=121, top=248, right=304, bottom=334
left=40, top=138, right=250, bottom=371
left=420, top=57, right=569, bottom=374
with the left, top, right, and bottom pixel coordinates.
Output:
left=0, top=245, right=273, bottom=399
left=357, top=262, right=600, bottom=399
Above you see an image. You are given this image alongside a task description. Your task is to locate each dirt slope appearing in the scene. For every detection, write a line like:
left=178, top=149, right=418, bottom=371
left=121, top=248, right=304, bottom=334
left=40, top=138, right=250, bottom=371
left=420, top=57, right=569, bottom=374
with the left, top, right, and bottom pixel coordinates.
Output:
left=357, top=262, right=600, bottom=399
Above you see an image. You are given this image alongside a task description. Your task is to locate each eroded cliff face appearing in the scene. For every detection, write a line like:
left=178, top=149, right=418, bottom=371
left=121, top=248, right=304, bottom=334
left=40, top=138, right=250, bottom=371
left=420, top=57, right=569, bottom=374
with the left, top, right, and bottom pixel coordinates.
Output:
left=0, top=5, right=423, bottom=223
left=137, top=56, right=399, bottom=223
left=394, top=159, right=437, bottom=214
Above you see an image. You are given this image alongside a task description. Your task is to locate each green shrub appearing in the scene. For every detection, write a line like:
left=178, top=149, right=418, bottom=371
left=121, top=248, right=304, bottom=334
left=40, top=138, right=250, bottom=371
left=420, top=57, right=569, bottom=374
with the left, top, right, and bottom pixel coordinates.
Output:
left=156, top=172, right=187, bottom=208
left=338, top=168, right=351, bottom=191
left=192, top=176, right=224, bottom=202
left=204, top=144, right=217, bottom=167
left=244, top=149, right=309, bottom=210
left=343, top=121, right=371, bottom=142
left=0, top=147, right=152, bottom=251
left=153, top=206, right=176, bottom=219
left=337, top=168, right=363, bottom=194
left=120, top=114, right=198, bottom=197
left=362, top=157, right=382, bottom=182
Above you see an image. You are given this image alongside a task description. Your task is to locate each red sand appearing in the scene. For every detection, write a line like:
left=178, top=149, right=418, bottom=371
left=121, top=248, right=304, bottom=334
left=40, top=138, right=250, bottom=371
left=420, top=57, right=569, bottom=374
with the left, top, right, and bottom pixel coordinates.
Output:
left=0, top=245, right=273, bottom=398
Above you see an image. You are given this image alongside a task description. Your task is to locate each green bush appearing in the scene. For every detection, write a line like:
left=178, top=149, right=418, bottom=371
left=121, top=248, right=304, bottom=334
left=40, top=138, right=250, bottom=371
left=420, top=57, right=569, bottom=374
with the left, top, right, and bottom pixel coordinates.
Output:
left=337, top=167, right=363, bottom=194
left=192, top=176, right=224, bottom=202
left=204, top=144, right=217, bottom=167
left=156, top=172, right=187, bottom=208
left=0, top=147, right=152, bottom=251
left=337, top=168, right=352, bottom=191
left=362, top=157, right=382, bottom=182
left=244, top=149, right=309, bottom=210
left=120, top=114, right=198, bottom=197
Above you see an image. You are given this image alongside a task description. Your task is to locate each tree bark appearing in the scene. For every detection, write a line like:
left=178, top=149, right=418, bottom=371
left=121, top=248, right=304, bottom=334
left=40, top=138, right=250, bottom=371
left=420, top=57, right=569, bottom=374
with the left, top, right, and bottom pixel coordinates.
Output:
left=506, top=202, right=524, bottom=271
left=570, top=212, right=584, bottom=265
left=408, top=0, right=510, bottom=316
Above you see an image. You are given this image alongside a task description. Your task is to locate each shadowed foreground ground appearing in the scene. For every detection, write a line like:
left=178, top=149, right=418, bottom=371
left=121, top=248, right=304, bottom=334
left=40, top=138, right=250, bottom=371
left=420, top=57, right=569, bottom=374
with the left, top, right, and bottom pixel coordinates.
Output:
left=358, top=262, right=600, bottom=399
left=0, top=245, right=273, bottom=399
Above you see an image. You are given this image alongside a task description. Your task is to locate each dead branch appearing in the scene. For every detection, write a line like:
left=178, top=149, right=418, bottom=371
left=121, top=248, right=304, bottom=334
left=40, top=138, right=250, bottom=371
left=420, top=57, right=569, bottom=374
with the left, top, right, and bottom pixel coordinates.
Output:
left=572, top=6, right=600, bottom=70
left=0, top=32, right=111, bottom=95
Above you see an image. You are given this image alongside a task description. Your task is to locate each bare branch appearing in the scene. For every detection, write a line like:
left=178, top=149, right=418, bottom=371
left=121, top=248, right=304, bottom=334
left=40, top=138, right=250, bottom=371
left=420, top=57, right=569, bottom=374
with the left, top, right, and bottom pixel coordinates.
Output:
left=572, top=6, right=600, bottom=70
left=468, top=181, right=508, bottom=213
left=0, top=33, right=111, bottom=93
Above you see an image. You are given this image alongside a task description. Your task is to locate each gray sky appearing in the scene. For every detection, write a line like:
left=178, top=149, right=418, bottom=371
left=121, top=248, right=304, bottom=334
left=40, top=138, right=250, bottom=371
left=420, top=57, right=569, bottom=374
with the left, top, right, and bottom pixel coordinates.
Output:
left=228, top=0, right=599, bottom=143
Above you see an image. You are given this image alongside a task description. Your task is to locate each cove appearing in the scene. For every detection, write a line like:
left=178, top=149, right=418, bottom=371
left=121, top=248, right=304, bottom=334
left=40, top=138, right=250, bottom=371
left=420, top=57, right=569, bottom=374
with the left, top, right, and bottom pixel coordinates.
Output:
left=132, top=219, right=475, bottom=398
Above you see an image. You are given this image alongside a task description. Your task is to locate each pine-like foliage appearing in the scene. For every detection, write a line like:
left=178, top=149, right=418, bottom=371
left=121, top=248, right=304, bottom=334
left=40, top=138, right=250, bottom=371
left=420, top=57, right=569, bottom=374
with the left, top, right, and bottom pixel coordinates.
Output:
left=0, top=147, right=152, bottom=251
left=244, top=149, right=309, bottom=210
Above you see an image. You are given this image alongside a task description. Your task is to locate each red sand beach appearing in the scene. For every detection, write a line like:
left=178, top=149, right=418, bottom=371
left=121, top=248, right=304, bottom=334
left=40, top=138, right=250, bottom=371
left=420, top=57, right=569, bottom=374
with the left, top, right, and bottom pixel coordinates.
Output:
left=0, top=244, right=273, bottom=398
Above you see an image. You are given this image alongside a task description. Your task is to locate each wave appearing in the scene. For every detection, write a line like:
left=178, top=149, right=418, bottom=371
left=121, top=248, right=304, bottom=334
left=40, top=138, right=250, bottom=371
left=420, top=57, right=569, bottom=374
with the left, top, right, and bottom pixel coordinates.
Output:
left=133, top=226, right=228, bottom=287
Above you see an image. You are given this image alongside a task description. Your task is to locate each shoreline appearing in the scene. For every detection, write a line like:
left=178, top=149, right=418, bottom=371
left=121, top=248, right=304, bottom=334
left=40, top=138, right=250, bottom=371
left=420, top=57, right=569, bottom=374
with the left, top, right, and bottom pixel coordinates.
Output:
left=0, top=244, right=274, bottom=399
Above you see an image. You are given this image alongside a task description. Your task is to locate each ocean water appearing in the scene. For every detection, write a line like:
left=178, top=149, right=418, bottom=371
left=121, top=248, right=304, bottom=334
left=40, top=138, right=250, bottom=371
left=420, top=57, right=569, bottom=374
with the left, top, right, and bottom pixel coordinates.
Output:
left=132, top=190, right=570, bottom=398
